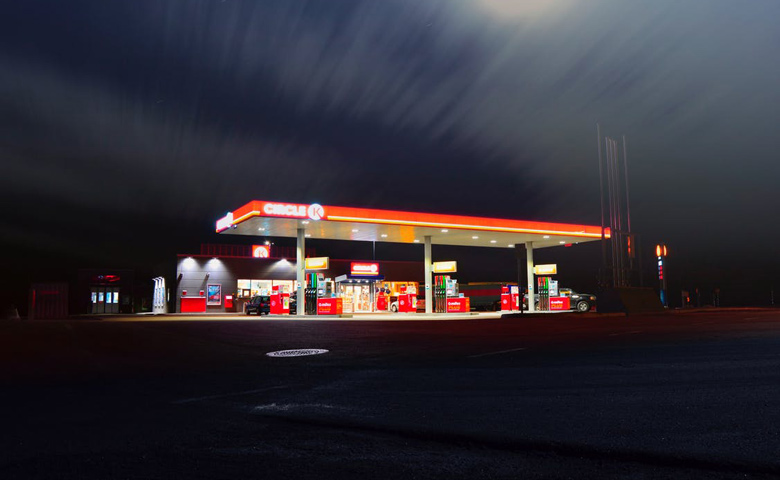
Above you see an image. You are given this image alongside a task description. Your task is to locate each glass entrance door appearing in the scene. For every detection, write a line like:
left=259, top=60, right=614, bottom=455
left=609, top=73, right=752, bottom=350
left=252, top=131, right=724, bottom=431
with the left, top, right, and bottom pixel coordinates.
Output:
left=91, top=287, right=119, bottom=313
left=340, top=283, right=374, bottom=313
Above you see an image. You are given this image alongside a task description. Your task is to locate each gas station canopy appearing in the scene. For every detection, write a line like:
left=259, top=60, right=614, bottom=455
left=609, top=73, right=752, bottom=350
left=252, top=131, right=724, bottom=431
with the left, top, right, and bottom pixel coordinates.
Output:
left=216, top=200, right=608, bottom=247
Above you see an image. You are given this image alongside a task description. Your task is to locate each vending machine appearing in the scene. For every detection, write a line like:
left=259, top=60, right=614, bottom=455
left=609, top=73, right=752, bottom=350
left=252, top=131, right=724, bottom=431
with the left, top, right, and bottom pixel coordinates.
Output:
left=270, top=285, right=290, bottom=315
left=501, top=285, right=520, bottom=311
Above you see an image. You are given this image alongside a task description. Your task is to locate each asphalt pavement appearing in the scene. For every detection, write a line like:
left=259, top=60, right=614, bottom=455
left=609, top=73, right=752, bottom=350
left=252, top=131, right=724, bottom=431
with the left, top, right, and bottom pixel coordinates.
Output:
left=2, top=309, right=780, bottom=479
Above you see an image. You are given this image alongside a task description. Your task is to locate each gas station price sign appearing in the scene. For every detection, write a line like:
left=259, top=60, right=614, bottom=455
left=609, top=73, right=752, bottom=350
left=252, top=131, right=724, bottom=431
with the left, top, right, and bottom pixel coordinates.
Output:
left=305, top=257, right=330, bottom=270
left=432, top=261, right=457, bottom=273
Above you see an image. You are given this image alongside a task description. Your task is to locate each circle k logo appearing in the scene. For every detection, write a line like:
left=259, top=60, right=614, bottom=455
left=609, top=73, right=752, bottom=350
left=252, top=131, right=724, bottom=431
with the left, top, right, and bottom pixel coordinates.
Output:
left=307, top=203, right=325, bottom=221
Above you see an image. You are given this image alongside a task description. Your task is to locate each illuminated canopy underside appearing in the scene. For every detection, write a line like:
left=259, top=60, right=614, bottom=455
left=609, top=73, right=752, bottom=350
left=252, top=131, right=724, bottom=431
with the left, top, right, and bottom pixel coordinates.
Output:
left=216, top=200, right=608, bottom=249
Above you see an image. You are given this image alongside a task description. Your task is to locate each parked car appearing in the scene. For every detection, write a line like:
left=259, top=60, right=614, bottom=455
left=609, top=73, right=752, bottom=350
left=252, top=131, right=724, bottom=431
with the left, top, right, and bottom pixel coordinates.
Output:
left=562, top=289, right=597, bottom=312
left=245, top=295, right=271, bottom=315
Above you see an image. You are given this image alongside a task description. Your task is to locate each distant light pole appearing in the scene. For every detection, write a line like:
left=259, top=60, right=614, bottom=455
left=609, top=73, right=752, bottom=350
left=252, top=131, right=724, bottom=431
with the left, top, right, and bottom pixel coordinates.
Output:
left=656, top=244, right=668, bottom=307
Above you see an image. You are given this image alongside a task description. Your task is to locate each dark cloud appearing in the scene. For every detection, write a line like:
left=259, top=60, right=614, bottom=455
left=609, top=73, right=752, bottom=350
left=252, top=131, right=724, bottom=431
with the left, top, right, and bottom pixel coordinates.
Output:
left=1, top=0, right=779, bottom=305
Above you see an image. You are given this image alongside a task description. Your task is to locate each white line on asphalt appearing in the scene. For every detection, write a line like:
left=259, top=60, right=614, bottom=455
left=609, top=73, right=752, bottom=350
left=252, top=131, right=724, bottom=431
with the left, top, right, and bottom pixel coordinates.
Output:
left=608, top=330, right=643, bottom=336
left=172, top=385, right=289, bottom=404
left=468, top=347, right=527, bottom=358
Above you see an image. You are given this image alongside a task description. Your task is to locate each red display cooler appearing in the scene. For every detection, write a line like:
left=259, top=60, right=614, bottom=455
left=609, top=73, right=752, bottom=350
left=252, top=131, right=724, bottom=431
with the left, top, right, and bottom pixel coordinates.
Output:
left=376, top=293, right=388, bottom=311
left=397, top=294, right=416, bottom=313
left=317, top=297, right=343, bottom=315
left=500, top=286, right=511, bottom=311
left=510, top=286, right=520, bottom=311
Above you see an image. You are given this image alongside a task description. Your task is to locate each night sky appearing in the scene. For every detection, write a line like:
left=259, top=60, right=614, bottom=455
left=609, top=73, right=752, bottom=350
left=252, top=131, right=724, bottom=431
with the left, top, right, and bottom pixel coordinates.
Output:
left=2, top=0, right=779, bottom=309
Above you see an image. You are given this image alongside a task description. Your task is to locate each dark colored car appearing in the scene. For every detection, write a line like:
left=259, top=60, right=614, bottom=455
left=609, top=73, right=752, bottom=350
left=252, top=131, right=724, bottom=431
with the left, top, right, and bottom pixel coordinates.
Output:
left=561, top=289, right=597, bottom=312
left=245, top=295, right=271, bottom=315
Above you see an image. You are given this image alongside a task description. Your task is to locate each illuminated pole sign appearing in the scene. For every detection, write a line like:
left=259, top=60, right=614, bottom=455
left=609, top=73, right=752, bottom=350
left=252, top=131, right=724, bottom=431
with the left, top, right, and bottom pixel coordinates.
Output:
left=656, top=244, right=668, bottom=307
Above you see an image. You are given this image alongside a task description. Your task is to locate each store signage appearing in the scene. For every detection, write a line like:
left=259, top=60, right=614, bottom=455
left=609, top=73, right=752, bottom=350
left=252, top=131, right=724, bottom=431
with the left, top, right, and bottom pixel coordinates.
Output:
left=533, top=264, right=558, bottom=275
left=305, top=257, right=329, bottom=270
left=432, top=261, right=457, bottom=273
left=351, top=262, right=379, bottom=275
left=317, top=298, right=343, bottom=315
left=446, top=298, right=470, bottom=313
left=252, top=245, right=270, bottom=258
left=216, top=212, right=233, bottom=231
left=261, top=202, right=326, bottom=221
left=550, top=297, right=570, bottom=311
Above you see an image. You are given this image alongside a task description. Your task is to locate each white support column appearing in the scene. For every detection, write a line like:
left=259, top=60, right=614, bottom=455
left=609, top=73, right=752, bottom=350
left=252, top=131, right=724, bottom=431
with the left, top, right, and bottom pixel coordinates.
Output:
left=296, top=227, right=305, bottom=315
left=526, top=241, right=535, bottom=312
left=424, top=235, right=432, bottom=314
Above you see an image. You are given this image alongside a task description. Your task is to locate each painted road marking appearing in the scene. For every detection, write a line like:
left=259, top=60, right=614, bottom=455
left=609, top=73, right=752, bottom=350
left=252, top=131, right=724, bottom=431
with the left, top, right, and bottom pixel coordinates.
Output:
left=468, top=347, right=527, bottom=358
left=608, top=330, right=643, bottom=336
left=267, top=349, right=329, bottom=357
left=173, top=385, right=289, bottom=404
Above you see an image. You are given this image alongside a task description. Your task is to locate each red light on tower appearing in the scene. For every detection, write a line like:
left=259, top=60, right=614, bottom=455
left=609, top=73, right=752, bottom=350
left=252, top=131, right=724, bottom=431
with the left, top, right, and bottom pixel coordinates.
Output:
left=663, top=245, right=668, bottom=256
left=656, top=245, right=662, bottom=257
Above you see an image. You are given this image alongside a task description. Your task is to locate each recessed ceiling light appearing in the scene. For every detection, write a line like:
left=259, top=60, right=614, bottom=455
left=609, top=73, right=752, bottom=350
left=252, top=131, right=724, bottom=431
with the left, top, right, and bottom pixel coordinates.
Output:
left=543, top=235, right=550, bottom=239
left=305, top=234, right=312, bottom=238
left=258, top=227, right=265, bottom=231
left=490, top=240, right=497, bottom=244
left=301, top=221, right=309, bottom=224
left=559, top=241, right=566, bottom=244
left=441, top=229, right=448, bottom=233
left=413, top=239, right=420, bottom=243
left=381, top=234, right=388, bottom=238
left=508, top=244, right=514, bottom=248
left=352, top=229, right=359, bottom=233
left=472, top=236, right=479, bottom=240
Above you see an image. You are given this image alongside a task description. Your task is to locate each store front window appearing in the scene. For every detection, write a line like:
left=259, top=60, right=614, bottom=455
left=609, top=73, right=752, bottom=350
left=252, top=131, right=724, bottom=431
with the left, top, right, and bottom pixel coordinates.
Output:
left=237, top=279, right=296, bottom=298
